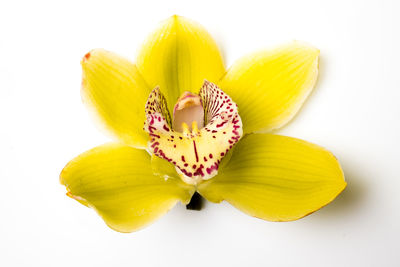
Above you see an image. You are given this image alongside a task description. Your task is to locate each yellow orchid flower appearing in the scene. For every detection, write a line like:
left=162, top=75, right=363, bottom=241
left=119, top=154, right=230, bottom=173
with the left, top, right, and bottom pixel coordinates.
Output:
left=60, top=15, right=346, bottom=233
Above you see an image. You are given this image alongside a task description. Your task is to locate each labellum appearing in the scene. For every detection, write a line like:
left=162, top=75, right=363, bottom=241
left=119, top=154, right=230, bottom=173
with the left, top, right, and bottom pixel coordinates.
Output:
left=144, top=81, right=243, bottom=185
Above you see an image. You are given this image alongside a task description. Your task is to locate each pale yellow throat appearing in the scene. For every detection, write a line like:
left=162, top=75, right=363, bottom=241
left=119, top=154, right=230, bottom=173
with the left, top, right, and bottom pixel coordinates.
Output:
left=172, top=91, right=204, bottom=134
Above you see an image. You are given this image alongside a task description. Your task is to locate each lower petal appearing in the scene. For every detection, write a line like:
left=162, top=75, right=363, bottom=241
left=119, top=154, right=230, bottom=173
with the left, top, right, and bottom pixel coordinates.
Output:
left=197, top=134, right=346, bottom=221
left=60, top=143, right=194, bottom=232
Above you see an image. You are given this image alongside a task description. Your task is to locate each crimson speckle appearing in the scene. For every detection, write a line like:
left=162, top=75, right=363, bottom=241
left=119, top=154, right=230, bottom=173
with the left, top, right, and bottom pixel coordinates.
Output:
left=163, top=125, right=170, bottom=132
left=193, top=140, right=199, bottom=162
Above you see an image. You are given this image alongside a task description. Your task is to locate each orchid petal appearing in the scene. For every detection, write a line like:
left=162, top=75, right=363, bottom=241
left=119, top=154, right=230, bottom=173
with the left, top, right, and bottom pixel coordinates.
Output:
left=219, top=42, right=319, bottom=134
left=137, top=15, right=225, bottom=113
left=197, top=134, right=346, bottom=221
left=81, top=49, right=150, bottom=148
left=60, top=143, right=194, bottom=232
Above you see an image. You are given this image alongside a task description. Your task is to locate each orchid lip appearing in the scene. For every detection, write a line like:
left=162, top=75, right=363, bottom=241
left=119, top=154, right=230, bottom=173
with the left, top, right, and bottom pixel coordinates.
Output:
left=143, top=80, right=243, bottom=184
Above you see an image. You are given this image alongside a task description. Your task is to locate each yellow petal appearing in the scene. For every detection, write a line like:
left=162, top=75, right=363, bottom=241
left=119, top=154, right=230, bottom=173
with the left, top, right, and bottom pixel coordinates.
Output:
left=219, top=42, right=319, bottom=134
left=197, top=134, right=346, bottom=221
left=81, top=49, right=150, bottom=148
left=60, top=143, right=194, bottom=232
left=137, top=15, right=225, bottom=113
left=151, top=153, right=180, bottom=180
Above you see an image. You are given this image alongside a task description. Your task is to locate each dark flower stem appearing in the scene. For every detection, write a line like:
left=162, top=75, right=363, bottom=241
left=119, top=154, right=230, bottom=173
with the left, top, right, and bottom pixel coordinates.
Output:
left=186, top=192, right=203, bottom=210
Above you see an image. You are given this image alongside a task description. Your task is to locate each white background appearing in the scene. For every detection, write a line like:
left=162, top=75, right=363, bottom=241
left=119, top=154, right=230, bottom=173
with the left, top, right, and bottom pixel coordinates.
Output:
left=0, top=0, right=399, bottom=266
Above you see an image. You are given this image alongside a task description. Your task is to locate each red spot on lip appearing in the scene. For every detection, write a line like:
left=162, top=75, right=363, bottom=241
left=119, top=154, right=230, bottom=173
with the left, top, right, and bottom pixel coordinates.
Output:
left=216, top=121, right=228, bottom=128
left=193, top=164, right=205, bottom=177
left=206, top=162, right=219, bottom=175
left=193, top=140, right=199, bottom=162
left=162, top=124, right=170, bottom=132
left=151, top=142, right=160, bottom=148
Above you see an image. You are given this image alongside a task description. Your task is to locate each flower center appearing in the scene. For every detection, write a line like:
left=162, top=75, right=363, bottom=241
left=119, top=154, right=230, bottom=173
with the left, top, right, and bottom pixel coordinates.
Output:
left=143, top=81, right=243, bottom=185
left=172, top=92, right=204, bottom=133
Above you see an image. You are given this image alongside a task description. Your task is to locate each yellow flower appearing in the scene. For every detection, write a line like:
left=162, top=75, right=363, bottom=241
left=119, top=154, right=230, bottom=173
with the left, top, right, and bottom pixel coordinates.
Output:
left=60, top=15, right=346, bottom=233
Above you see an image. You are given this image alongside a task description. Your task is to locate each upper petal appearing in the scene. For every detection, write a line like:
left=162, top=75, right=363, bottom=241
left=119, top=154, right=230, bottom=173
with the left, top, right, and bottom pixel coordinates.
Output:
left=81, top=49, right=150, bottom=148
left=136, top=15, right=226, bottom=113
left=60, top=143, right=194, bottom=232
left=219, top=42, right=319, bottom=134
left=197, top=134, right=346, bottom=222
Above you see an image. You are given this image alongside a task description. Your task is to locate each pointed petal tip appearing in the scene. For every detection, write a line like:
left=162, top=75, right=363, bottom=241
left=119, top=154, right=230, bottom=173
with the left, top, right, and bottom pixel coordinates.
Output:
left=81, top=49, right=96, bottom=64
left=169, top=14, right=188, bottom=23
left=171, top=14, right=180, bottom=19
left=83, top=51, right=91, bottom=61
left=159, top=14, right=185, bottom=27
left=81, top=48, right=103, bottom=65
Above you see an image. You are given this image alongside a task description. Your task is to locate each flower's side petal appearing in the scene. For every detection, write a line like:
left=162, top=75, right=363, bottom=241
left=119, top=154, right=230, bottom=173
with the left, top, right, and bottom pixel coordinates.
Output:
left=219, top=42, right=319, bottom=134
left=60, top=143, right=194, bottom=232
left=197, top=134, right=346, bottom=221
left=137, top=15, right=225, bottom=113
left=82, top=49, right=150, bottom=148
